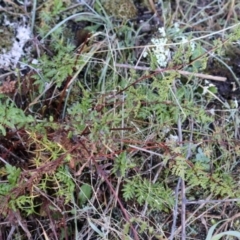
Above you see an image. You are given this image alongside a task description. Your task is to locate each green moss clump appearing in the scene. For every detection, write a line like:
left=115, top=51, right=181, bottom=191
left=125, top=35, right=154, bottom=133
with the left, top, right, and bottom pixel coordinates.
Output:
left=102, top=0, right=137, bottom=20
left=0, top=25, right=15, bottom=52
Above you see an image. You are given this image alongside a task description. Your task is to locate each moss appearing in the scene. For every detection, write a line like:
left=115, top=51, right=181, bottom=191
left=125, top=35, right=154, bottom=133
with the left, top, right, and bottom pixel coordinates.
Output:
left=102, top=0, right=137, bottom=20
left=0, top=11, right=20, bottom=53
left=0, top=25, right=15, bottom=52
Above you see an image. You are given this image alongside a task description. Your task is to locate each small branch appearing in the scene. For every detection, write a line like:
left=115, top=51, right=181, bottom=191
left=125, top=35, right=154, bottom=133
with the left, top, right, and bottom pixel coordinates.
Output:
left=186, top=198, right=240, bottom=204
left=181, top=179, right=186, bottom=240
left=0, top=145, right=25, bottom=163
left=129, top=144, right=164, bottom=158
left=115, top=63, right=227, bottom=82
left=177, top=117, right=186, bottom=240
left=0, top=71, right=16, bottom=80
left=177, top=70, right=226, bottom=82
left=148, top=0, right=158, bottom=15
left=169, top=178, right=181, bottom=240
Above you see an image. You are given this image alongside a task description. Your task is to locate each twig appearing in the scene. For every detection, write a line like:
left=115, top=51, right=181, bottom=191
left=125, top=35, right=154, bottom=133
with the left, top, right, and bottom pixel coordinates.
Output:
left=169, top=178, right=181, bottom=240
left=129, top=144, right=164, bottom=158
left=0, top=71, right=15, bottom=80
left=186, top=117, right=194, bottom=159
left=177, top=70, right=226, bottom=82
left=0, top=5, right=26, bottom=16
left=148, top=0, right=158, bottom=15
left=181, top=179, right=186, bottom=240
left=177, top=117, right=186, bottom=240
left=173, top=80, right=186, bottom=240
left=0, top=146, right=25, bottom=163
left=115, top=63, right=227, bottom=82
left=186, top=198, right=240, bottom=204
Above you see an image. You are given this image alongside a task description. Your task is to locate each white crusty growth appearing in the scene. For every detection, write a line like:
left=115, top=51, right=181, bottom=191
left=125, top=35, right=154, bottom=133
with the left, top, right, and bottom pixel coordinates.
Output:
left=0, top=22, right=31, bottom=69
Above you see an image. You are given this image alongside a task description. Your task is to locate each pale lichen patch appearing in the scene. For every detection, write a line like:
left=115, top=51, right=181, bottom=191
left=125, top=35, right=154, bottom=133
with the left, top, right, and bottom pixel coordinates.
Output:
left=0, top=15, right=31, bottom=69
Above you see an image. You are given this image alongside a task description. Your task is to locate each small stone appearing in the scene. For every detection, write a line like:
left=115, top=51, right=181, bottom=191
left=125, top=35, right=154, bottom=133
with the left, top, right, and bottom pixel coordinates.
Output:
left=139, top=21, right=151, bottom=33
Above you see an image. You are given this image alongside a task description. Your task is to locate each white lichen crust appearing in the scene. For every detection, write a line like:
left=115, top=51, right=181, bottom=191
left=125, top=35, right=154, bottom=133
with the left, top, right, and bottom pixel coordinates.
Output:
left=0, top=15, right=31, bottom=70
